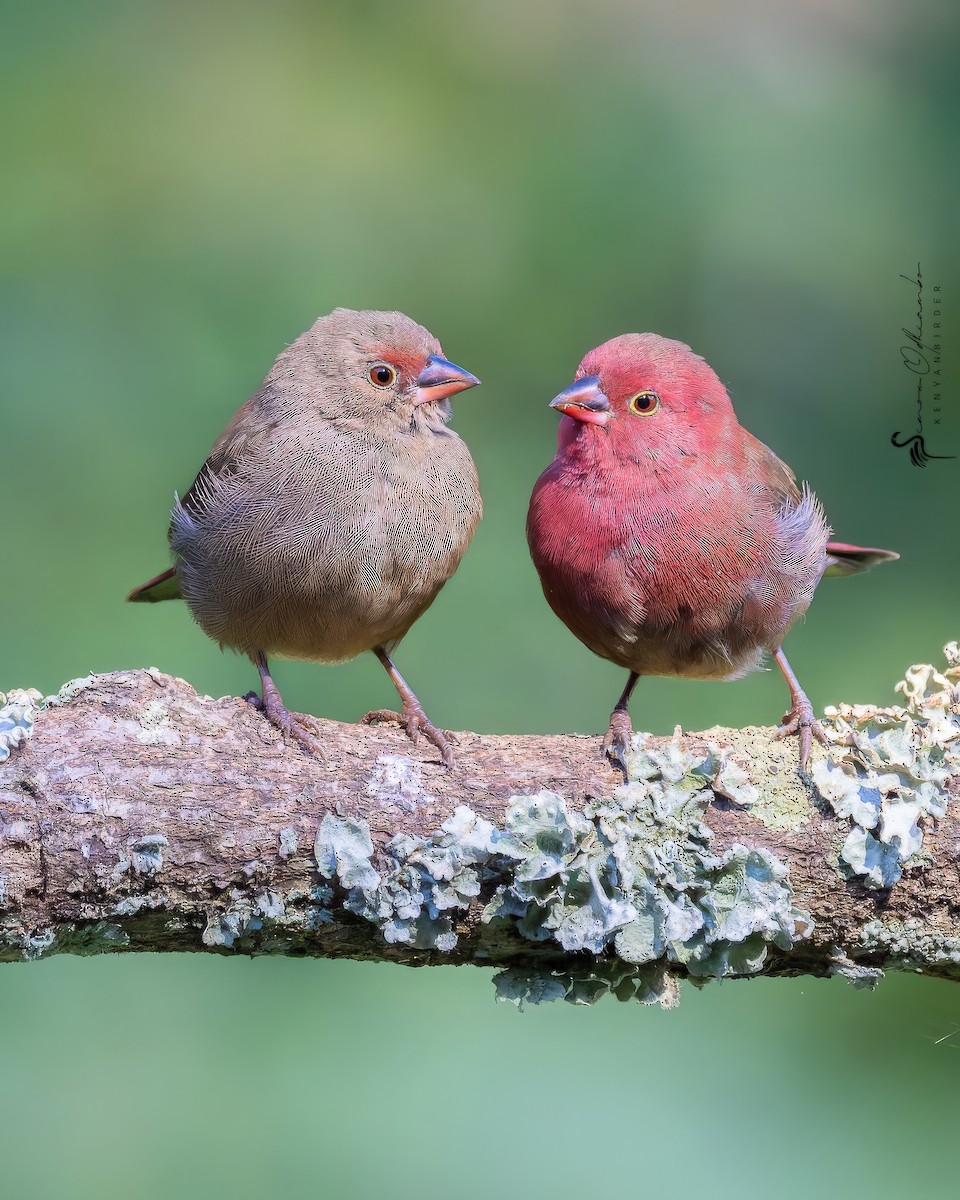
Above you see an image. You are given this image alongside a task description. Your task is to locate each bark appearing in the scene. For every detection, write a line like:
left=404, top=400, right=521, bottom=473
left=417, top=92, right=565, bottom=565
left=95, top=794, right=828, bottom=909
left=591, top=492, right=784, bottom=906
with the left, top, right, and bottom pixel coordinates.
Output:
left=0, top=667, right=958, bottom=1000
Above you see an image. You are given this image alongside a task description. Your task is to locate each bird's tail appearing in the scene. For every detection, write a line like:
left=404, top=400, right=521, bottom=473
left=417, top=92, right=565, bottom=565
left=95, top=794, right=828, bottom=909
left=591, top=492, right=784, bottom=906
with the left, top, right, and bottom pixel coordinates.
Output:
left=824, top=541, right=899, bottom=578
left=127, top=567, right=181, bottom=602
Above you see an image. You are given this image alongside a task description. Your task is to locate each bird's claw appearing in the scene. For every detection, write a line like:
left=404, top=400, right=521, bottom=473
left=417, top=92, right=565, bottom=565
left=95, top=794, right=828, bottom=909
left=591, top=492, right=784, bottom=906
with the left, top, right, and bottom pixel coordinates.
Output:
left=362, top=705, right=455, bottom=767
left=283, top=717, right=327, bottom=758
left=603, top=709, right=634, bottom=773
left=362, top=707, right=405, bottom=730
left=774, top=701, right=828, bottom=774
left=257, top=694, right=325, bottom=758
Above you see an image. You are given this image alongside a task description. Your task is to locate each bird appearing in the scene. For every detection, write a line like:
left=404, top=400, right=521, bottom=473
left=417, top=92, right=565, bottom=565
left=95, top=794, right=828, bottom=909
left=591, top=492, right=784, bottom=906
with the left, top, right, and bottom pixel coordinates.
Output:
left=128, top=308, right=482, bottom=766
left=527, top=332, right=897, bottom=772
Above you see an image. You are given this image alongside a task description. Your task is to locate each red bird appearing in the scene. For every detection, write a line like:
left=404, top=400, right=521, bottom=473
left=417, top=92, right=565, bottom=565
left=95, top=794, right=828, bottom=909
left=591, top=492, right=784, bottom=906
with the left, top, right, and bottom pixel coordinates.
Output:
left=527, top=333, right=897, bottom=771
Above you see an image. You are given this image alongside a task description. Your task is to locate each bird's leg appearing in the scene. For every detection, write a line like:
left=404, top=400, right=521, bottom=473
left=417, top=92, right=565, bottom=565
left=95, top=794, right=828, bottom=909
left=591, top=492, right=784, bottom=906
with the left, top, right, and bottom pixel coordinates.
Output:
left=602, top=671, right=640, bottom=770
left=772, top=646, right=828, bottom=773
left=251, top=652, right=326, bottom=758
left=363, top=648, right=455, bottom=768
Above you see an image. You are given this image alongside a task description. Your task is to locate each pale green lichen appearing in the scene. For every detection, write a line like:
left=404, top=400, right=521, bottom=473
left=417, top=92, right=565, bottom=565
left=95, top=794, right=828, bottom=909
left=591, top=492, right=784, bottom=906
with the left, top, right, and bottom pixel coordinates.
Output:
left=484, top=746, right=811, bottom=981
left=44, top=674, right=99, bottom=705
left=21, top=927, right=57, bottom=961
left=494, top=961, right=680, bottom=1009
left=859, top=917, right=960, bottom=977
left=712, top=755, right=759, bottom=808
left=314, top=817, right=379, bottom=893
left=125, top=834, right=168, bottom=877
left=136, top=699, right=180, bottom=746
left=255, top=891, right=286, bottom=919
left=314, top=807, right=496, bottom=951
left=828, top=947, right=884, bottom=990
left=200, top=884, right=334, bottom=949
left=0, top=674, right=101, bottom=761
left=202, top=896, right=258, bottom=948
left=0, top=689, right=43, bottom=763
left=366, top=754, right=434, bottom=812
left=113, top=892, right=166, bottom=917
left=659, top=724, right=814, bottom=833
left=1, top=920, right=129, bottom=961
left=815, top=643, right=960, bottom=890
left=313, top=738, right=813, bottom=1002
left=278, top=828, right=299, bottom=859
left=57, top=921, right=130, bottom=955
left=10, top=654, right=957, bottom=988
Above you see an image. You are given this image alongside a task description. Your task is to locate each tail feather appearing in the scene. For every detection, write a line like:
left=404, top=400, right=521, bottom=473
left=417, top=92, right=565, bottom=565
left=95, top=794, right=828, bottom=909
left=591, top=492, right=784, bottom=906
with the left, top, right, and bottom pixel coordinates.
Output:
left=127, top=567, right=181, bottom=603
left=825, top=541, right=899, bottom=578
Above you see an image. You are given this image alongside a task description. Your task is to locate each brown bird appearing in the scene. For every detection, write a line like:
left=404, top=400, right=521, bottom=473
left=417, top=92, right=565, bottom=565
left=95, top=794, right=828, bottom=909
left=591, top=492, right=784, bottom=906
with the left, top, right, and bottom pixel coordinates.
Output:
left=128, top=308, right=482, bottom=765
left=527, top=332, right=898, bottom=772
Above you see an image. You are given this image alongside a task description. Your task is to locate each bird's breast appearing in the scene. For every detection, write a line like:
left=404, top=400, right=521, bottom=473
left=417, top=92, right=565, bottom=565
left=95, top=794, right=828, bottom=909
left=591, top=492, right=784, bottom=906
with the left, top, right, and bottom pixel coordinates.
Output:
left=527, top=452, right=826, bottom=679
left=173, top=426, right=481, bottom=660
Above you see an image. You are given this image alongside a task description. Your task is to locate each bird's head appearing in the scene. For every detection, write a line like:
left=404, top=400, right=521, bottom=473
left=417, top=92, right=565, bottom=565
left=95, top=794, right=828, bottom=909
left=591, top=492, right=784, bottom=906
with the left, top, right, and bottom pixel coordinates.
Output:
left=548, top=333, right=736, bottom=461
left=271, top=308, right=480, bottom=429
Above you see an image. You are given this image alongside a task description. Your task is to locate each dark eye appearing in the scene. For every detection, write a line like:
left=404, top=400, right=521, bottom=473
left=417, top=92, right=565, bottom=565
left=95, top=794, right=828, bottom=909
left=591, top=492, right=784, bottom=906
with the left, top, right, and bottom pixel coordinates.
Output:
left=368, top=364, right=397, bottom=388
left=628, top=390, right=660, bottom=415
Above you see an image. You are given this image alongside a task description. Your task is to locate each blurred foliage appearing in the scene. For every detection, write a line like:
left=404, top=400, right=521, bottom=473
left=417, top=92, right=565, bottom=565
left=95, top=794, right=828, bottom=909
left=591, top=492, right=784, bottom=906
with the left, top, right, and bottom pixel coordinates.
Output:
left=2, top=2, right=958, bottom=1197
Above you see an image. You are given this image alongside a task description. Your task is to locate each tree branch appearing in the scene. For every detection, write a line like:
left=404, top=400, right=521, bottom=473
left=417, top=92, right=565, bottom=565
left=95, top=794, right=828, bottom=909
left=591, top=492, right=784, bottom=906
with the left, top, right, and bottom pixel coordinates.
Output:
left=1, top=648, right=958, bottom=1006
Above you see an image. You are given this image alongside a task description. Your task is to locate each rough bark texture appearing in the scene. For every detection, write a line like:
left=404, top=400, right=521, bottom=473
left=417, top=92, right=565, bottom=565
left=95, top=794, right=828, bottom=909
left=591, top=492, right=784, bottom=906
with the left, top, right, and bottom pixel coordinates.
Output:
left=1, top=667, right=958, bottom=999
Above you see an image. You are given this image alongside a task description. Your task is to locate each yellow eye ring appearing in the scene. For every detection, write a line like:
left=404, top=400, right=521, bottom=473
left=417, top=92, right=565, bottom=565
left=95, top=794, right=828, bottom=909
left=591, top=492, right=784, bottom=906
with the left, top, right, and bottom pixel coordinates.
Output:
left=628, top=390, right=660, bottom=415
left=368, top=363, right=397, bottom=388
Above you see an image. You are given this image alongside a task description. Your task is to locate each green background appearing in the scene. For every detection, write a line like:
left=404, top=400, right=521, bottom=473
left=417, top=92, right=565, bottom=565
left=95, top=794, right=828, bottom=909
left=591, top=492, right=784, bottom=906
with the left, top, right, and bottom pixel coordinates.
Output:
left=3, top=2, right=958, bottom=1197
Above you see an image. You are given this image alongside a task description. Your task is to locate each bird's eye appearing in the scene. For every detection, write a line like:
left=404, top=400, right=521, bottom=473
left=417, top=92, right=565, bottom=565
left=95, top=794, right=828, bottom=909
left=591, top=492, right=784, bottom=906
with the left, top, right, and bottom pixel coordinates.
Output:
left=368, top=364, right=397, bottom=388
left=628, top=390, right=660, bottom=416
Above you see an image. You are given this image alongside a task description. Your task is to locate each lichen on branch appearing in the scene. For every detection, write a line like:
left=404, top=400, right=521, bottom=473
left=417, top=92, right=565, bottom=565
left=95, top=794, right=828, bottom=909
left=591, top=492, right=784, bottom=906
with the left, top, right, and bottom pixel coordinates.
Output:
left=0, top=645, right=958, bottom=1008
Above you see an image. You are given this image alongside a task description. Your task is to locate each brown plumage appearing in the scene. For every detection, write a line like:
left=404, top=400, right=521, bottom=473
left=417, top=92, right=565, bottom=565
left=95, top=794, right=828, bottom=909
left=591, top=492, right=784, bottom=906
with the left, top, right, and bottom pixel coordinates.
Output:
left=128, top=308, right=482, bottom=765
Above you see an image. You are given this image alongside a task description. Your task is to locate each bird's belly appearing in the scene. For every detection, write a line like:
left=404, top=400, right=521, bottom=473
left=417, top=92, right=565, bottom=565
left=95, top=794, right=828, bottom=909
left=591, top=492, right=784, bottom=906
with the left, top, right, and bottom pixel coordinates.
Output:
left=540, top=561, right=766, bottom=681
left=529, top=500, right=796, bottom=682
left=172, top=483, right=479, bottom=662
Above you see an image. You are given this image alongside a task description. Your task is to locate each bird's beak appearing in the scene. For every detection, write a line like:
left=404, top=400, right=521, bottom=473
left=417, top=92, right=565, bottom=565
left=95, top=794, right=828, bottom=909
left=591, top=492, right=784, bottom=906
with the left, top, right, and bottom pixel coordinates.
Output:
left=549, top=376, right=611, bottom=426
left=414, top=354, right=481, bottom=406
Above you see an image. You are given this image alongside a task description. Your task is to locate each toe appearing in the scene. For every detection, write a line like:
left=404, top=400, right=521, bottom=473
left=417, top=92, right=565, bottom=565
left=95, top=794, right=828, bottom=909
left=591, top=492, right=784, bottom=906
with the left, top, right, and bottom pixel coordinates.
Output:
left=401, top=702, right=452, bottom=765
left=361, top=709, right=402, bottom=727
left=290, top=710, right=321, bottom=736
left=290, top=721, right=327, bottom=759
left=774, top=703, right=826, bottom=773
left=603, top=710, right=633, bottom=770
left=798, top=725, right=813, bottom=772
left=422, top=723, right=455, bottom=768
left=408, top=710, right=454, bottom=767
left=602, top=731, right=630, bottom=772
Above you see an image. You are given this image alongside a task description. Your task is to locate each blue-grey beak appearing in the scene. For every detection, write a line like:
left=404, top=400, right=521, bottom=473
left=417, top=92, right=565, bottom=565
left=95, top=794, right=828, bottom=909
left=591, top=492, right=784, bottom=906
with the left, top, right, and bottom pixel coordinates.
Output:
left=549, top=375, right=611, bottom=425
left=414, top=354, right=481, bottom=406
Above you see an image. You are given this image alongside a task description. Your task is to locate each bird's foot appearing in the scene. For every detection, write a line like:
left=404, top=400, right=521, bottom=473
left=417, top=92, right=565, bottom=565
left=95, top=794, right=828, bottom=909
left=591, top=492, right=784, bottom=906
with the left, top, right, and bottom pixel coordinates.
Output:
left=774, top=699, right=828, bottom=774
left=362, top=703, right=455, bottom=768
left=258, top=693, right=326, bottom=758
left=603, top=708, right=634, bottom=772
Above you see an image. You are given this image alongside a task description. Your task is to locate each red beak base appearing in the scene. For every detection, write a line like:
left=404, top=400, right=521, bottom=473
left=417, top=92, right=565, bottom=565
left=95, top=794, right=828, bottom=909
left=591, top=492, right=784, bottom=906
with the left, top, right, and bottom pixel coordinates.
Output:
left=414, top=354, right=481, bottom=406
left=549, top=375, right=611, bottom=425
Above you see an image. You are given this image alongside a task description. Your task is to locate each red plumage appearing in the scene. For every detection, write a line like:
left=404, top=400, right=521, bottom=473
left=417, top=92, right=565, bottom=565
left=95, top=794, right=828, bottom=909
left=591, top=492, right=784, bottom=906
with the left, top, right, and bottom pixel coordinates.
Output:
left=527, top=333, right=897, bottom=770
